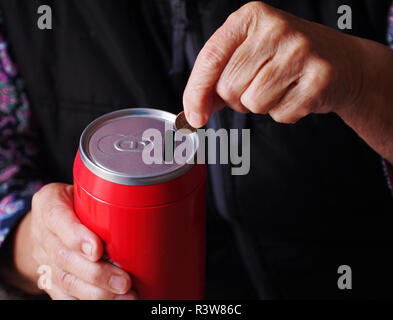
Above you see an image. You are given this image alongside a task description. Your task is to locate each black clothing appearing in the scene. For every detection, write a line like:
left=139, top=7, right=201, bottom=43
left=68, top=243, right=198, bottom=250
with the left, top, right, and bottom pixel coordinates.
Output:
left=1, top=0, right=393, bottom=298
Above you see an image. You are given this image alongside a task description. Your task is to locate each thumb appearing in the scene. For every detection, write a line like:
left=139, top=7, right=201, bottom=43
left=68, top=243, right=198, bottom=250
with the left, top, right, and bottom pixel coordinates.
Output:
left=183, top=9, right=250, bottom=128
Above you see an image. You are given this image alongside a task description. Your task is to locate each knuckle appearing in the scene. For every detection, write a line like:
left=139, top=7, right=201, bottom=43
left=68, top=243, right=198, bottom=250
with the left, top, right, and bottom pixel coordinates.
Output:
left=247, top=103, right=262, bottom=114
left=32, top=184, right=67, bottom=224
left=226, top=9, right=241, bottom=23
left=89, top=265, right=106, bottom=285
left=276, top=19, right=290, bottom=35
left=268, top=17, right=290, bottom=38
left=270, top=101, right=311, bottom=124
left=285, top=34, right=311, bottom=65
left=45, top=205, right=72, bottom=232
left=228, top=2, right=263, bottom=33
left=241, top=1, right=265, bottom=16
left=199, top=42, right=225, bottom=71
left=294, top=33, right=311, bottom=53
left=260, top=18, right=290, bottom=49
left=44, top=205, right=61, bottom=229
left=54, top=247, right=70, bottom=267
left=60, top=271, right=77, bottom=292
left=240, top=93, right=261, bottom=114
left=216, top=79, right=240, bottom=104
left=312, top=59, right=334, bottom=90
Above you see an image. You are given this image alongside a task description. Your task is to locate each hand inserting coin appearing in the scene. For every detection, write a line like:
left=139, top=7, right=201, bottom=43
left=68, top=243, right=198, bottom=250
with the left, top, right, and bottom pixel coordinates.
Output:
left=175, top=111, right=197, bottom=134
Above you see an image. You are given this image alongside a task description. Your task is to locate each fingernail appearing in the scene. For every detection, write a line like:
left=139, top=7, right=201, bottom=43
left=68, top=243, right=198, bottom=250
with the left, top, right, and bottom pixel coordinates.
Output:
left=110, top=275, right=128, bottom=293
left=81, top=242, right=93, bottom=257
left=189, top=111, right=205, bottom=128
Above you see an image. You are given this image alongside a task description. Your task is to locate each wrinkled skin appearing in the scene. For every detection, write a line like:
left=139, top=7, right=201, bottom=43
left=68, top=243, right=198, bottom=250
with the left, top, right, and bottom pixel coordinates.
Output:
left=12, top=183, right=137, bottom=300
left=184, top=2, right=393, bottom=163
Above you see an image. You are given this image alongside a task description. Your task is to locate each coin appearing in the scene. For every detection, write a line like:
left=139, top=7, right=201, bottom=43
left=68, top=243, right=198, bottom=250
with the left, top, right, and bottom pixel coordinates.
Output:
left=175, top=111, right=197, bottom=133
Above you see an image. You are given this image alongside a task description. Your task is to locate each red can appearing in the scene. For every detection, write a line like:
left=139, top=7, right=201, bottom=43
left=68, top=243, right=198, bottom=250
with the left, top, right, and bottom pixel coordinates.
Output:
left=73, top=108, right=206, bottom=300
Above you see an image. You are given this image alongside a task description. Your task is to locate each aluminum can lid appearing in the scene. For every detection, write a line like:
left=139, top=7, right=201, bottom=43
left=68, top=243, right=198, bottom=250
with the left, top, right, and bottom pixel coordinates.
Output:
left=79, top=108, right=198, bottom=186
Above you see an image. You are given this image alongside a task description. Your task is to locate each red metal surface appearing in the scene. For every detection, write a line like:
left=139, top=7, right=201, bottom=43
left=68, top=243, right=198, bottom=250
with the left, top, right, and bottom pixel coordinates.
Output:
left=73, top=151, right=206, bottom=299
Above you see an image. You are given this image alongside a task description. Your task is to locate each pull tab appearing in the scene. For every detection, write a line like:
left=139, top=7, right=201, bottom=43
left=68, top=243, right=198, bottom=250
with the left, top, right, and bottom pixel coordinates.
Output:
left=114, top=137, right=149, bottom=153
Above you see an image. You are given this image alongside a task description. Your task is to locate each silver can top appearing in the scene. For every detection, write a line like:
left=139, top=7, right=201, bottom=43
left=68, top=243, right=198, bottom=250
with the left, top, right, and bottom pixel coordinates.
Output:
left=79, top=108, right=198, bottom=186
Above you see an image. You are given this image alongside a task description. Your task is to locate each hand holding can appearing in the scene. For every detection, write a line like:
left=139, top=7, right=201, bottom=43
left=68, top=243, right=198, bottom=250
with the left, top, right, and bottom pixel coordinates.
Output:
left=12, top=183, right=136, bottom=300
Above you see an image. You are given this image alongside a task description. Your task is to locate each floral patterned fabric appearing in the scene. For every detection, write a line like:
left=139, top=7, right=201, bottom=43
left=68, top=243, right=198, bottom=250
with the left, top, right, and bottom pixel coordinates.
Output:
left=388, top=5, right=393, bottom=47
left=0, top=15, right=43, bottom=247
left=384, top=4, right=393, bottom=197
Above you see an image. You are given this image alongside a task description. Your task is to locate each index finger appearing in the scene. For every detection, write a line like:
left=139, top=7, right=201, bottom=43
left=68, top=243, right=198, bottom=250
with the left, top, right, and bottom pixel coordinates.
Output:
left=183, top=8, right=250, bottom=128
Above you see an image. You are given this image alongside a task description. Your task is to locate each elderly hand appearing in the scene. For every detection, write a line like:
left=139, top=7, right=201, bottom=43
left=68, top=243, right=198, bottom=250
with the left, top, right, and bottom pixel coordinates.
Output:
left=12, top=183, right=137, bottom=300
left=183, top=1, right=365, bottom=127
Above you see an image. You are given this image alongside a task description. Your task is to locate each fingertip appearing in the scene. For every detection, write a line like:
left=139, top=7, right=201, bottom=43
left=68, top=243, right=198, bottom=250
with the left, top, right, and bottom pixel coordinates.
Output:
left=185, top=111, right=208, bottom=129
left=109, top=273, right=131, bottom=294
left=183, top=86, right=211, bottom=128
